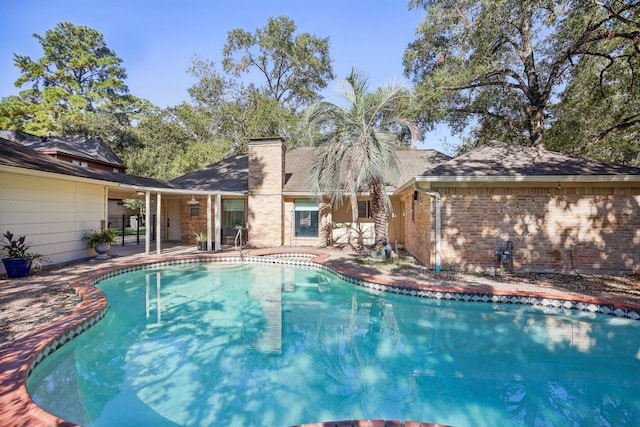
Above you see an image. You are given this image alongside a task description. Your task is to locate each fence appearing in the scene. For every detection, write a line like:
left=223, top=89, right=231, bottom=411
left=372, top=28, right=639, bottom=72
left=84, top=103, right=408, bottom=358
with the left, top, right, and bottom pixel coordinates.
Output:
left=107, top=214, right=156, bottom=246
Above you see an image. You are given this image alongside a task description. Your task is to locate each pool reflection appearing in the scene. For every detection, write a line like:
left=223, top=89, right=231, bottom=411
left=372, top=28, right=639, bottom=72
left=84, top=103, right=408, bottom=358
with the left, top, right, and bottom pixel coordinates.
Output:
left=27, top=263, right=640, bottom=427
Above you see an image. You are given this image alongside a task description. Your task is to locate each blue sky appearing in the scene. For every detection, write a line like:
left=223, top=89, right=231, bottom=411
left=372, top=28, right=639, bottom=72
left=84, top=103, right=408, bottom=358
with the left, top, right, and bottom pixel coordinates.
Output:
left=0, top=0, right=456, bottom=151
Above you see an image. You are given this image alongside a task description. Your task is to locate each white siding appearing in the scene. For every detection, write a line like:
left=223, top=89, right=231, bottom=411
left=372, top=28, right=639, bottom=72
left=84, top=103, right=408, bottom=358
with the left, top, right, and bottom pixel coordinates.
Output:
left=0, top=171, right=106, bottom=272
left=332, top=222, right=375, bottom=247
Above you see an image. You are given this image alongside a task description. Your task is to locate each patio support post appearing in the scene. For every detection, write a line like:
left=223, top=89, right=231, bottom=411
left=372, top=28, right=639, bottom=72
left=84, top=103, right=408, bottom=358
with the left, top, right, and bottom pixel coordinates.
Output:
left=207, top=195, right=212, bottom=252
left=215, top=194, right=222, bottom=251
left=145, top=191, right=151, bottom=254
left=414, top=183, right=441, bottom=272
left=156, top=193, right=162, bottom=255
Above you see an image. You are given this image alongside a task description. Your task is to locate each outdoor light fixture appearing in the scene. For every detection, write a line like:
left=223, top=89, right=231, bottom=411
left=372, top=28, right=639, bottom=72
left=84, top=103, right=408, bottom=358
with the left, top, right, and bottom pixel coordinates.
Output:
left=136, top=191, right=146, bottom=196
left=187, top=195, right=200, bottom=205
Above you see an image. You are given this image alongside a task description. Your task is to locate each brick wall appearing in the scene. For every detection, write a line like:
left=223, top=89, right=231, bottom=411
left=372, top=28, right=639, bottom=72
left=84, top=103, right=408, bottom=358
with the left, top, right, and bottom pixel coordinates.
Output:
left=405, top=185, right=640, bottom=274
left=403, top=191, right=432, bottom=266
left=247, top=139, right=285, bottom=247
left=179, top=197, right=214, bottom=245
left=283, top=199, right=331, bottom=247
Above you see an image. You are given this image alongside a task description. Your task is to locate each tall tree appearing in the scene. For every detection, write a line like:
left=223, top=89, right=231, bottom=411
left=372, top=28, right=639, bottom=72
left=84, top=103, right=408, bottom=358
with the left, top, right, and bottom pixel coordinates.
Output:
left=301, top=69, right=421, bottom=245
left=546, top=42, right=640, bottom=165
left=185, top=57, right=299, bottom=155
left=222, top=16, right=334, bottom=109
left=3, top=21, right=136, bottom=135
left=403, top=0, right=640, bottom=150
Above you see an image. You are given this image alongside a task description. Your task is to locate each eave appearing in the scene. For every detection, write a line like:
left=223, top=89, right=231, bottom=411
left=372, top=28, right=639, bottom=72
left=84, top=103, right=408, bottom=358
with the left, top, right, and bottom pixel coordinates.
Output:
left=394, top=174, right=640, bottom=195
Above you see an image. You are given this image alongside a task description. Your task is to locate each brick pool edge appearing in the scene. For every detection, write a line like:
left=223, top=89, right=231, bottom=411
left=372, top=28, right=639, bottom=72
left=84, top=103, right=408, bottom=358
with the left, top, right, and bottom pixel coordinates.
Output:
left=1, top=250, right=639, bottom=427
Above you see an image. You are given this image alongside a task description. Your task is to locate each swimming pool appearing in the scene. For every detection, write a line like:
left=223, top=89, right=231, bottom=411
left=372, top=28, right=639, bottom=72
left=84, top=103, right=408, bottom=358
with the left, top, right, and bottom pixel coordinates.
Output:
left=27, top=262, right=640, bottom=426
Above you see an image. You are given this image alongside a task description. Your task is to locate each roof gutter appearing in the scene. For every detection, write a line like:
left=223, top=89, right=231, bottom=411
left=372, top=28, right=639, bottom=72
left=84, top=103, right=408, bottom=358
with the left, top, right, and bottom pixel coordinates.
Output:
left=415, top=174, right=640, bottom=184
left=414, top=182, right=441, bottom=272
left=0, top=164, right=117, bottom=187
left=117, top=185, right=247, bottom=196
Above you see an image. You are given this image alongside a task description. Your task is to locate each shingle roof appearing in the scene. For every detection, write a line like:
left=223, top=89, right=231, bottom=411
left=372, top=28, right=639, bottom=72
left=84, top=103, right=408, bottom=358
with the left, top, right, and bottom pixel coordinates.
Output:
left=171, top=147, right=450, bottom=194
left=0, top=130, right=125, bottom=168
left=173, top=147, right=451, bottom=195
left=170, top=154, right=249, bottom=193
left=282, top=148, right=315, bottom=193
left=282, top=147, right=452, bottom=193
left=393, top=149, right=453, bottom=184
left=0, top=137, right=177, bottom=189
left=421, top=141, right=640, bottom=179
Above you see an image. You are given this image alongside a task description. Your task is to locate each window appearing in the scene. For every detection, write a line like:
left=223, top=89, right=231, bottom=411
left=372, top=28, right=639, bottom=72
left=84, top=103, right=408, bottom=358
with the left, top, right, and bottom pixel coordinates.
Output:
left=222, top=199, right=245, bottom=237
left=358, top=200, right=371, bottom=218
left=189, top=206, right=200, bottom=218
left=294, top=200, right=319, bottom=237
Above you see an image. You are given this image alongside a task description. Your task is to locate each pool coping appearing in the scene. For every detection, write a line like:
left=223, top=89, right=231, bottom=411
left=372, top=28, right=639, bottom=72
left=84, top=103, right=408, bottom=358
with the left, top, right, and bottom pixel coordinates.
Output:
left=1, top=250, right=639, bottom=427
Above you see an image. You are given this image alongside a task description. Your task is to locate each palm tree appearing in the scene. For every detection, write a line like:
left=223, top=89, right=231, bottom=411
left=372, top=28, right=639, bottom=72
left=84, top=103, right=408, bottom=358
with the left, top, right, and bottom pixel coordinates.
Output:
left=301, top=68, right=421, bottom=247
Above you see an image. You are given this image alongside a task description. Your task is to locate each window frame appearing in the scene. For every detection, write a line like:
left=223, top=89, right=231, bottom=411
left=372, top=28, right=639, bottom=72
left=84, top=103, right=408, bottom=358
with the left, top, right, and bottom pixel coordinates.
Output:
left=222, top=199, right=246, bottom=237
left=294, top=199, right=319, bottom=238
left=357, top=200, right=371, bottom=219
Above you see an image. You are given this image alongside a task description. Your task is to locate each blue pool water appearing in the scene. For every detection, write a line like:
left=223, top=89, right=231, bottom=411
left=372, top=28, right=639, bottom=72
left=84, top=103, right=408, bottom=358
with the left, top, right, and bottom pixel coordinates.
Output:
left=27, top=263, right=640, bottom=426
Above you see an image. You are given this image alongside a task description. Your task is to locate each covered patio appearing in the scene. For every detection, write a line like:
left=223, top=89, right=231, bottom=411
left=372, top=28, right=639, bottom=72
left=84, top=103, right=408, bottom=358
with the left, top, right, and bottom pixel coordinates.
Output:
left=107, top=185, right=231, bottom=255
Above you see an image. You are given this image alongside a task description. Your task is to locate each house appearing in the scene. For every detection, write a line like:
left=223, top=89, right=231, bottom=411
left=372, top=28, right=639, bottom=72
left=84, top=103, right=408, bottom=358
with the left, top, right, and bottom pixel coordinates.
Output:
left=171, top=137, right=451, bottom=249
left=0, top=137, right=181, bottom=271
left=2, top=134, right=640, bottom=275
left=0, top=130, right=138, bottom=227
left=0, top=130, right=126, bottom=173
left=397, top=141, right=640, bottom=274
left=172, top=137, right=640, bottom=274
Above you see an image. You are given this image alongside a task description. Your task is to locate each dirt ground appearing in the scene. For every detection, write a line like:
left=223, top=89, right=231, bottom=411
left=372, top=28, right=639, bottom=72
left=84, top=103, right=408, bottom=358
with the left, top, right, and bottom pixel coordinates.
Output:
left=1, top=249, right=639, bottom=352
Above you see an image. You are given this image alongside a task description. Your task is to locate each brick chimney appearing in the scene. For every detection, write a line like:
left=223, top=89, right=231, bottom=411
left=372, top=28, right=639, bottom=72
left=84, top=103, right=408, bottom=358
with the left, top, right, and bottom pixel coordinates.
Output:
left=247, top=137, right=285, bottom=247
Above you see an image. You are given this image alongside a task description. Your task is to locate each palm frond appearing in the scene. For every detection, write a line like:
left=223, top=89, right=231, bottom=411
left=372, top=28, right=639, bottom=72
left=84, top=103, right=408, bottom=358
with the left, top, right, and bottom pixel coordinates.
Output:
left=300, top=68, right=421, bottom=240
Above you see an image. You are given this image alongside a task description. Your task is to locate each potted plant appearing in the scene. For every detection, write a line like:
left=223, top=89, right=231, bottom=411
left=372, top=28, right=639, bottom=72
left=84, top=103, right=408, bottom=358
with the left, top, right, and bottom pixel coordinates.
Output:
left=194, top=231, right=207, bottom=251
left=87, top=228, right=119, bottom=260
left=1, top=231, right=40, bottom=278
left=369, top=240, right=392, bottom=260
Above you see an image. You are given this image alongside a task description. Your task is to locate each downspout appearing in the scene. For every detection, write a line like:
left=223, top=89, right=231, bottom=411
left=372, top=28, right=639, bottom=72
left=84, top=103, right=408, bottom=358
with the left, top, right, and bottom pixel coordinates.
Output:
left=414, top=183, right=441, bottom=272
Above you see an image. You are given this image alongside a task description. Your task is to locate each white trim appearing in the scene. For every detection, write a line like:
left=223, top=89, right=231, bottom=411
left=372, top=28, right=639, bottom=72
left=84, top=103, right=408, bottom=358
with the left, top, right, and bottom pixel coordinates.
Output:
left=121, top=186, right=243, bottom=196
left=0, top=164, right=119, bottom=187
left=415, top=175, right=640, bottom=184
left=207, top=195, right=213, bottom=252
left=156, top=193, right=162, bottom=255
left=145, top=191, right=151, bottom=254
left=215, top=194, right=222, bottom=251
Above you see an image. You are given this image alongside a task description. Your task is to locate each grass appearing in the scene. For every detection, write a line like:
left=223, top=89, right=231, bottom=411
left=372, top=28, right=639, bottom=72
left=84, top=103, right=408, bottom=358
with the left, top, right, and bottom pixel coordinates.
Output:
left=354, top=253, right=419, bottom=269
left=120, top=227, right=146, bottom=236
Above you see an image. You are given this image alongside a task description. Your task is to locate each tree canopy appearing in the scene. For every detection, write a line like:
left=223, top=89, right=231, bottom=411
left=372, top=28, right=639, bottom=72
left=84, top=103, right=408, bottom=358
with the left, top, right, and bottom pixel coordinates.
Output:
left=403, top=0, right=640, bottom=152
left=183, top=57, right=301, bottom=155
left=222, top=16, right=335, bottom=109
left=2, top=21, right=137, bottom=135
left=122, top=106, right=229, bottom=179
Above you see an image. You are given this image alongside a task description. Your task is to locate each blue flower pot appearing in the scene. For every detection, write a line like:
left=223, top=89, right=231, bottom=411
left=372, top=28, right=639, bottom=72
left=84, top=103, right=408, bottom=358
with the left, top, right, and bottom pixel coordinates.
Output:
left=2, top=257, right=32, bottom=278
